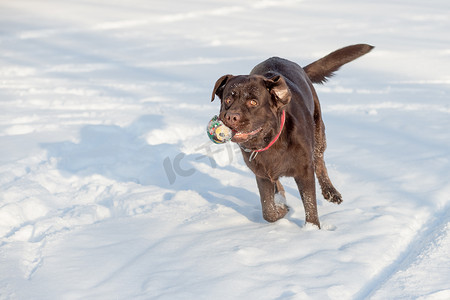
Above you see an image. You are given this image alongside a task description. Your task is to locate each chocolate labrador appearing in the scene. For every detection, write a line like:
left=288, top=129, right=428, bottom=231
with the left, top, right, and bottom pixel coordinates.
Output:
left=211, top=44, right=373, bottom=228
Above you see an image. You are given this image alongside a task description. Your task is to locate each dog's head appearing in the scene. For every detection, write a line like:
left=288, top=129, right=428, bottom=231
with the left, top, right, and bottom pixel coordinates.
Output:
left=211, top=74, right=291, bottom=150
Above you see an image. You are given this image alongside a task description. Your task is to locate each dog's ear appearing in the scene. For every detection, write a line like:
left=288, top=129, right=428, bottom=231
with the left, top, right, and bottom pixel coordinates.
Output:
left=211, top=74, right=233, bottom=102
left=264, top=75, right=291, bottom=107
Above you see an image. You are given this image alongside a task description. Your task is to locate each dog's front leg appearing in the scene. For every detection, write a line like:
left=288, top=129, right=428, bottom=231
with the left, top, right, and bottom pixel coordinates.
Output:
left=256, top=176, right=289, bottom=223
left=295, top=169, right=321, bottom=228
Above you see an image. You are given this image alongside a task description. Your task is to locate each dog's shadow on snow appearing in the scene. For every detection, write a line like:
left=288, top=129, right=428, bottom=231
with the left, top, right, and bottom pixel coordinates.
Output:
left=42, top=115, right=262, bottom=223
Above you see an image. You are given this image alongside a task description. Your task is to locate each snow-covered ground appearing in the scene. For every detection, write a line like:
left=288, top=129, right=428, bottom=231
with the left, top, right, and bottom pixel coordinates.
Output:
left=1, top=0, right=449, bottom=299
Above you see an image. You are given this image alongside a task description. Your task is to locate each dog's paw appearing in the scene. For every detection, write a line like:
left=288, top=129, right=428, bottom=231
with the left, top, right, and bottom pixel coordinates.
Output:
left=322, top=187, right=343, bottom=205
left=263, top=204, right=289, bottom=223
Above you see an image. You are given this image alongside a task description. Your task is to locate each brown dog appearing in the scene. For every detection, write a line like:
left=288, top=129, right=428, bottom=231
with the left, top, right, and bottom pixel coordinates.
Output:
left=211, top=44, right=373, bottom=228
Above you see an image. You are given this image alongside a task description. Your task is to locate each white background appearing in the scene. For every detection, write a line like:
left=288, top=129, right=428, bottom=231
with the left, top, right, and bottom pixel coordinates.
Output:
left=1, top=0, right=449, bottom=299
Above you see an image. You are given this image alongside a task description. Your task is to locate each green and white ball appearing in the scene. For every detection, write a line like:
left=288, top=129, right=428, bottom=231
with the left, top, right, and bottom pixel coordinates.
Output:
left=207, top=115, right=233, bottom=144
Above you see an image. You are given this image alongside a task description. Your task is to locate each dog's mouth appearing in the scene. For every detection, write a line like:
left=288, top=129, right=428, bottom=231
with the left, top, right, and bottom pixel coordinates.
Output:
left=231, top=127, right=262, bottom=143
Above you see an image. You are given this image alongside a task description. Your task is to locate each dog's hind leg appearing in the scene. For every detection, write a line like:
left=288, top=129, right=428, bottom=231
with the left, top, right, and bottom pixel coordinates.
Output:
left=315, top=148, right=343, bottom=204
left=312, top=91, right=343, bottom=204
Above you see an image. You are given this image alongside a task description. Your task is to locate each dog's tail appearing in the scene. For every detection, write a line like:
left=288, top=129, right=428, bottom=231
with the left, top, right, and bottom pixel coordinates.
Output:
left=304, top=44, right=374, bottom=84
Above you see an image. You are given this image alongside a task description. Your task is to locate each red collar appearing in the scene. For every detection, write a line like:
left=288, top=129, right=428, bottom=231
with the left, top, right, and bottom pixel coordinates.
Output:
left=255, top=109, right=286, bottom=153
left=246, top=110, right=286, bottom=161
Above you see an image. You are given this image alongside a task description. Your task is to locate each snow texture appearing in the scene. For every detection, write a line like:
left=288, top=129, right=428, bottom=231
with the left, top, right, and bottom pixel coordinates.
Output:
left=1, top=0, right=449, bottom=299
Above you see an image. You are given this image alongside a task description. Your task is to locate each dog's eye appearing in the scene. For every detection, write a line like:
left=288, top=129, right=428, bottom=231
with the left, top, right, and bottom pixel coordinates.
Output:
left=249, top=99, right=258, bottom=107
left=225, top=98, right=232, bottom=105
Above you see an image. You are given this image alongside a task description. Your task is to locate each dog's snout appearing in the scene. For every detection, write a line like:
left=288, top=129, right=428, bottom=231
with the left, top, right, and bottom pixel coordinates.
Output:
left=225, top=112, right=241, bottom=127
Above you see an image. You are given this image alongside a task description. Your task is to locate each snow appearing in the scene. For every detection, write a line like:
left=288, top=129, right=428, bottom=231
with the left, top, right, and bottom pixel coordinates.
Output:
left=1, top=0, right=449, bottom=299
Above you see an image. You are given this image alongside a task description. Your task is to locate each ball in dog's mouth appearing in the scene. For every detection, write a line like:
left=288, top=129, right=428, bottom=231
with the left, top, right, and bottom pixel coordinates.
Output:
left=207, top=115, right=233, bottom=144
left=207, top=115, right=263, bottom=144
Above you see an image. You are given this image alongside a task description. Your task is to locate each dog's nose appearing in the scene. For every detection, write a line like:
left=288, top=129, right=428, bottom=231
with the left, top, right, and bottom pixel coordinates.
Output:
left=225, top=112, right=241, bottom=127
